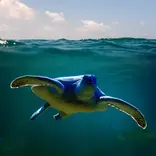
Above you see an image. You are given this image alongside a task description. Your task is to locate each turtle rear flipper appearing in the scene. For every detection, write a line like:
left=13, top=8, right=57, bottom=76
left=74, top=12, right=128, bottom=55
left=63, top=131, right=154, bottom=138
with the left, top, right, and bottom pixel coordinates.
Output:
left=30, top=103, right=50, bottom=120
left=10, top=75, right=64, bottom=94
left=53, top=111, right=70, bottom=120
left=99, top=96, right=147, bottom=129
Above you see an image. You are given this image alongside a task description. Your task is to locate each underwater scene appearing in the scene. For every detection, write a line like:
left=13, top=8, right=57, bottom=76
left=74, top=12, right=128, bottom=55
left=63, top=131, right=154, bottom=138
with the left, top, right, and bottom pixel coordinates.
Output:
left=0, top=38, right=156, bottom=156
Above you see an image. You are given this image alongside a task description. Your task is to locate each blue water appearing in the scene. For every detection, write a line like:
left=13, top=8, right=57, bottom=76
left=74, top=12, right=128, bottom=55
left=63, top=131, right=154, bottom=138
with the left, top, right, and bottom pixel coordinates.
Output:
left=0, top=38, right=156, bottom=156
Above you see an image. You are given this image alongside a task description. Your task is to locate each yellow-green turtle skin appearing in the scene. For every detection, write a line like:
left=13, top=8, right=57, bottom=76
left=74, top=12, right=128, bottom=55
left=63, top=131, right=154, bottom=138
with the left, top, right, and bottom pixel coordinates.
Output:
left=10, top=75, right=147, bottom=129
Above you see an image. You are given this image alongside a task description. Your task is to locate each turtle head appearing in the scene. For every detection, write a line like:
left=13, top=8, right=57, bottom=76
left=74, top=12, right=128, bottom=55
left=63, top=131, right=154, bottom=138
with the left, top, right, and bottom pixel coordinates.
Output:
left=82, top=74, right=97, bottom=85
left=75, top=74, right=97, bottom=101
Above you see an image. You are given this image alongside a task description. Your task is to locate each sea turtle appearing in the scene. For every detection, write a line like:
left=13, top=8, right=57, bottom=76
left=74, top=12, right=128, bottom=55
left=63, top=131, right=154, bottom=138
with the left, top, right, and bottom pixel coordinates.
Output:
left=10, top=74, right=147, bottom=129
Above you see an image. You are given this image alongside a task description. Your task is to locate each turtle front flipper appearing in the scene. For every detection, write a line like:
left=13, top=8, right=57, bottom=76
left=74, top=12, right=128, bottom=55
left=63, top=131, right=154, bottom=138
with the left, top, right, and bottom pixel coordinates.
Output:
left=98, top=96, right=147, bottom=129
left=53, top=111, right=70, bottom=120
left=30, top=103, right=50, bottom=120
left=10, top=75, right=64, bottom=94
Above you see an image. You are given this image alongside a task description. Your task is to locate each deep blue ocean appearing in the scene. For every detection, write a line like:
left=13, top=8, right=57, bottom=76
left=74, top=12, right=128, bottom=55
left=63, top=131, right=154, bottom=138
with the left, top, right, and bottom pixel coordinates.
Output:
left=0, top=38, right=156, bottom=156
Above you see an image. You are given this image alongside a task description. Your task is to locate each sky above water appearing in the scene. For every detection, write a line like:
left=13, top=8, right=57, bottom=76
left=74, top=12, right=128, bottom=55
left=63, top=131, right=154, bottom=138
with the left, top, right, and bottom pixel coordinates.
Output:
left=0, top=0, right=156, bottom=39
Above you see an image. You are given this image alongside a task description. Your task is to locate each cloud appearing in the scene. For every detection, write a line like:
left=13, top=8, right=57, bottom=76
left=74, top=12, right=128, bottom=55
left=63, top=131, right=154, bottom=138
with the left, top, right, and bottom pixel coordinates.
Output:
left=0, top=0, right=112, bottom=40
left=0, top=0, right=35, bottom=20
left=140, top=21, right=145, bottom=26
left=112, top=21, right=119, bottom=25
left=0, top=0, right=154, bottom=39
left=45, top=11, right=66, bottom=22
left=0, top=0, right=121, bottom=39
left=75, top=20, right=112, bottom=38
left=77, top=20, right=111, bottom=33
left=43, top=25, right=53, bottom=31
left=0, top=24, right=9, bottom=31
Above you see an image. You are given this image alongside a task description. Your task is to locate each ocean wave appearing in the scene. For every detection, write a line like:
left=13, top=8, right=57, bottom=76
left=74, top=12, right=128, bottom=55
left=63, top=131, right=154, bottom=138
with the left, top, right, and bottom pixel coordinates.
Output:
left=0, top=38, right=156, bottom=57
